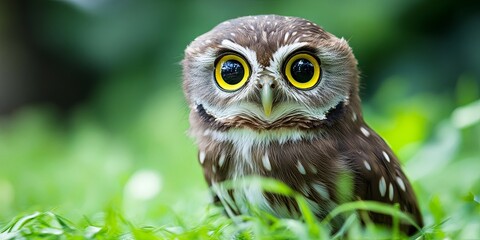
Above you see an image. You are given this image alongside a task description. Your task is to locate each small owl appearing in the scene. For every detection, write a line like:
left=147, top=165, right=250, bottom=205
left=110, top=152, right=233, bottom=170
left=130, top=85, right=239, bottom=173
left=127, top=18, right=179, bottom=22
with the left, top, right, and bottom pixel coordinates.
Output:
left=182, top=15, right=423, bottom=234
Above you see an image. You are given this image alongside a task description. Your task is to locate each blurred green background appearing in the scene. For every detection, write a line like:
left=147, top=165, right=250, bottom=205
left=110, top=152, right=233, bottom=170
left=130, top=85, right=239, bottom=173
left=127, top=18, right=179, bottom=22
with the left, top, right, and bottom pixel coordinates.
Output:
left=0, top=0, right=479, bottom=237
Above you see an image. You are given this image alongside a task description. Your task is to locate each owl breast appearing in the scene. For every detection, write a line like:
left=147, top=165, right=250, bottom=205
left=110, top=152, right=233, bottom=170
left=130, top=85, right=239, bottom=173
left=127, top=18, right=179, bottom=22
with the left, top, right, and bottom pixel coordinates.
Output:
left=195, top=126, right=348, bottom=219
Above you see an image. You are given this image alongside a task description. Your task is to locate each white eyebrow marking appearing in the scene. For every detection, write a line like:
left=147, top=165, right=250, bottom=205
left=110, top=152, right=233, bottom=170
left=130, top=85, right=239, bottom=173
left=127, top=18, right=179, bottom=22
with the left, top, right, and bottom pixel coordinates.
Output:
left=220, top=40, right=258, bottom=71
left=267, top=42, right=308, bottom=73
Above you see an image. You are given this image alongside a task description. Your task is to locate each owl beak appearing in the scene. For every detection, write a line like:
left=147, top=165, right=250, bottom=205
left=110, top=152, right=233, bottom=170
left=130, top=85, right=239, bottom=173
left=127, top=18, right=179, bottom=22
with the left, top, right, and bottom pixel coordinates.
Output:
left=261, top=83, right=273, bottom=117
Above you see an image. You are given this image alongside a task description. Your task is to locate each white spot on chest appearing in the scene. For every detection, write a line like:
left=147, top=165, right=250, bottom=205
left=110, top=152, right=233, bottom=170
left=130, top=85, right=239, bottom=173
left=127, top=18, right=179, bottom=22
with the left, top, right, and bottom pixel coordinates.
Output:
left=262, top=152, right=272, bottom=171
left=388, top=183, right=394, bottom=201
left=382, top=151, right=390, bottom=163
left=360, top=127, right=370, bottom=137
left=396, top=176, right=406, bottom=192
left=296, top=161, right=306, bottom=175
left=379, top=176, right=386, bottom=197
left=311, top=182, right=330, bottom=200
left=218, top=153, right=226, bottom=167
left=363, top=160, right=371, bottom=171
left=308, top=163, right=318, bottom=174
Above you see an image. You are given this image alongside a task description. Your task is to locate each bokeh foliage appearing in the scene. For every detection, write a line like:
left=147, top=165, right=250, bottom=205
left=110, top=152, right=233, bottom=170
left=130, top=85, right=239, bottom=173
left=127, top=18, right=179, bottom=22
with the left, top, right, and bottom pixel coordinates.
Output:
left=0, top=0, right=479, bottom=239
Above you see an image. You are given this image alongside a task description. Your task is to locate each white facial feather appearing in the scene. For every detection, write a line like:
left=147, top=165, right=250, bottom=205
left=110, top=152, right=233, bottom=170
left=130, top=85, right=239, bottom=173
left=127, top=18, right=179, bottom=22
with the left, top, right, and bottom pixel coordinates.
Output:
left=195, top=100, right=329, bottom=122
left=220, top=40, right=259, bottom=68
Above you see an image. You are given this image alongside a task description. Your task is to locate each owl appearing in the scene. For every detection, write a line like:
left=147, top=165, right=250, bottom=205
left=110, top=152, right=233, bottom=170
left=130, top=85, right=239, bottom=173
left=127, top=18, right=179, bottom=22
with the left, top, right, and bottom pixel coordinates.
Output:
left=182, top=15, right=423, bottom=235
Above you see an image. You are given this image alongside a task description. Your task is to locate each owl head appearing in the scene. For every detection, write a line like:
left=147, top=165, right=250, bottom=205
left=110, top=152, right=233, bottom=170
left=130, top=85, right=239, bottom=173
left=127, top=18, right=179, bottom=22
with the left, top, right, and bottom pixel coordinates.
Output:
left=183, top=15, right=360, bottom=133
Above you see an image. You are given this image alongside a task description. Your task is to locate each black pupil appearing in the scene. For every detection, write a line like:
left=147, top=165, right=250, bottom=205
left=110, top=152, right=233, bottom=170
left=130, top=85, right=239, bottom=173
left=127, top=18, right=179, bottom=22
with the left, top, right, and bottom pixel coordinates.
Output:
left=291, top=58, right=315, bottom=83
left=221, top=60, right=244, bottom=85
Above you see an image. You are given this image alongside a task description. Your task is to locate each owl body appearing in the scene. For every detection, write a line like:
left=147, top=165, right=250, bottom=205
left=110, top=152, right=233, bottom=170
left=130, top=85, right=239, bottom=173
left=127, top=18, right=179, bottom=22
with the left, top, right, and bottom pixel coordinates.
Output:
left=183, top=15, right=422, bottom=234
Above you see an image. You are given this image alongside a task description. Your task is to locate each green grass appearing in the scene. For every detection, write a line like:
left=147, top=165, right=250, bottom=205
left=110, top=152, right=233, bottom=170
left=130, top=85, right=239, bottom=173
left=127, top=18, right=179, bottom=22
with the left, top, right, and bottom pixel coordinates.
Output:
left=0, top=181, right=470, bottom=239
left=1, top=82, right=479, bottom=239
left=0, top=195, right=425, bottom=239
left=0, top=175, right=427, bottom=239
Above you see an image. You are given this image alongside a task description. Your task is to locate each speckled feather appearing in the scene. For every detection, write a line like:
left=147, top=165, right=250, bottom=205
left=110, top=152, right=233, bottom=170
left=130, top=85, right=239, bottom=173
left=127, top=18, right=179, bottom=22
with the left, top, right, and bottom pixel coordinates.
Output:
left=182, top=15, right=423, bottom=235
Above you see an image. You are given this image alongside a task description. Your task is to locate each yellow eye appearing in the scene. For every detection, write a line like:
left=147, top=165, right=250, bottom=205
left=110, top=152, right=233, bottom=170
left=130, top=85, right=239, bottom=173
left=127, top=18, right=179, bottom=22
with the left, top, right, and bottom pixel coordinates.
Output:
left=214, top=54, right=250, bottom=91
left=284, top=53, right=321, bottom=90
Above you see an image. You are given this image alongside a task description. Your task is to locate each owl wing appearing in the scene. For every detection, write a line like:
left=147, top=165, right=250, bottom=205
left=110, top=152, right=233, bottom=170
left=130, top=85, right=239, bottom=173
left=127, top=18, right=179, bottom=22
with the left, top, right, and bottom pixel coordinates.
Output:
left=347, top=127, right=423, bottom=234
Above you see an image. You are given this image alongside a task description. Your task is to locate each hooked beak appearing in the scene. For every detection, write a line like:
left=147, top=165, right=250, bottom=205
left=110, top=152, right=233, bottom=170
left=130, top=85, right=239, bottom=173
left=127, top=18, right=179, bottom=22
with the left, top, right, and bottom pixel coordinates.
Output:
left=260, top=80, right=274, bottom=117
